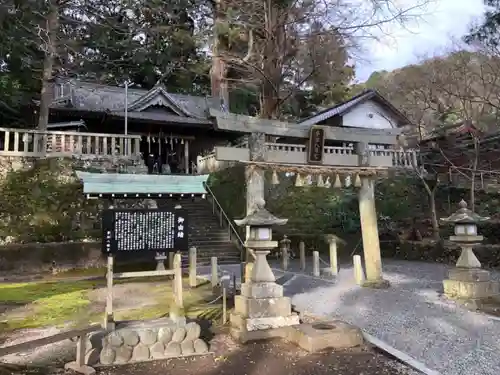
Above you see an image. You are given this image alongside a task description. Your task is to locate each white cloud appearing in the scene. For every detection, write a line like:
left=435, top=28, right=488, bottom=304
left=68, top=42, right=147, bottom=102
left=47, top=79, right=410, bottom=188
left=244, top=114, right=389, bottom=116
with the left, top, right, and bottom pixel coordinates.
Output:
left=355, top=0, right=488, bottom=81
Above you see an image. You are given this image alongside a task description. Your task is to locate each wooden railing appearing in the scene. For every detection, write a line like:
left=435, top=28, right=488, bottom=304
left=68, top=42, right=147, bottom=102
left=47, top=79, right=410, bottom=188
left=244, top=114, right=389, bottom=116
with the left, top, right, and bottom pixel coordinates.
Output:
left=0, top=128, right=142, bottom=158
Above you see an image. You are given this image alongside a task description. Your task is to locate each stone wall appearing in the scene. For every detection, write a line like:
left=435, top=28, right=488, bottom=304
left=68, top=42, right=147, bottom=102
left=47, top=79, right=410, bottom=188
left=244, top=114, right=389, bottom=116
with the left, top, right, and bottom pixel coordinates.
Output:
left=85, top=318, right=210, bottom=366
left=0, top=241, right=103, bottom=275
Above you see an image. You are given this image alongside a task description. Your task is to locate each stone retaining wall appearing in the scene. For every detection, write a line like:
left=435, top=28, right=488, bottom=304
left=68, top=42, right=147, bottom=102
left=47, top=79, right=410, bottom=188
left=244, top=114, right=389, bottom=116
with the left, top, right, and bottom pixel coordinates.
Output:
left=0, top=241, right=104, bottom=275
left=381, top=240, right=500, bottom=269
left=85, top=318, right=210, bottom=366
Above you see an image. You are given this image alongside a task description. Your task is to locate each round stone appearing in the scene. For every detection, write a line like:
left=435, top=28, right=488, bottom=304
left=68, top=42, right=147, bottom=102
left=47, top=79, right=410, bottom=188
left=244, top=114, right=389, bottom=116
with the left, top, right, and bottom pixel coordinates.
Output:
left=114, top=346, right=133, bottom=364
left=85, top=348, right=100, bottom=365
left=122, top=330, right=140, bottom=347
left=139, top=329, right=157, bottom=345
left=184, top=322, right=201, bottom=341
left=193, top=339, right=209, bottom=354
left=158, top=327, right=173, bottom=344
left=150, top=342, right=165, bottom=359
left=99, top=347, right=116, bottom=365
left=180, top=340, right=195, bottom=355
left=131, top=343, right=150, bottom=361
left=105, top=332, right=123, bottom=348
left=171, top=327, right=186, bottom=343
left=164, top=342, right=181, bottom=357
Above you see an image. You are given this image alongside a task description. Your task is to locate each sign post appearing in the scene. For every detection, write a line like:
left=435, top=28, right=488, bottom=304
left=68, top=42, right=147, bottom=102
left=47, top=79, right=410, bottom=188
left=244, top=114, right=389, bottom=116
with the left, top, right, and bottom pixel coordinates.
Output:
left=101, top=207, right=189, bottom=329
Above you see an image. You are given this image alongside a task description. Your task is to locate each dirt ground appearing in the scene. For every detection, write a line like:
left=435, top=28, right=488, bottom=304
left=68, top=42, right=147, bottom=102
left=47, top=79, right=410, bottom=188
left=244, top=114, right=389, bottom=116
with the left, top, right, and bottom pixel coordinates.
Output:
left=1, top=334, right=418, bottom=375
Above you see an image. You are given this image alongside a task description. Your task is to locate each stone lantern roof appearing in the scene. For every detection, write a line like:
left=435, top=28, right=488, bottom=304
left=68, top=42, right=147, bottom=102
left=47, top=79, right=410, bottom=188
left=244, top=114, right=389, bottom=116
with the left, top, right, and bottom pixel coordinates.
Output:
left=234, top=199, right=288, bottom=227
left=440, top=200, right=490, bottom=225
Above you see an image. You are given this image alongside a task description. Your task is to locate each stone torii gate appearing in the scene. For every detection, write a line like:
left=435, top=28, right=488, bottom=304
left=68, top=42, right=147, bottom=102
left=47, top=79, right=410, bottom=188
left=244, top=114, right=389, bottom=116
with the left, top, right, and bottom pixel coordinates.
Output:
left=200, top=109, right=416, bottom=288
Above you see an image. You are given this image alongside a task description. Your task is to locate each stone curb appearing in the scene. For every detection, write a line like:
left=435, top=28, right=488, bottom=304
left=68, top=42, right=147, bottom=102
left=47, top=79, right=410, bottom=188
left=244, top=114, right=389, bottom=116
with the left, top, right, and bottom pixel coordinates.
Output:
left=92, top=352, right=214, bottom=367
left=300, top=313, right=440, bottom=375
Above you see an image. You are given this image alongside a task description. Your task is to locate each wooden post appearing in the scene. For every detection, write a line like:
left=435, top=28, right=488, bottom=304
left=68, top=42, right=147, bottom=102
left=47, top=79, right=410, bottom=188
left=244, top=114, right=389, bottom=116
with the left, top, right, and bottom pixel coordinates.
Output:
left=75, top=335, right=86, bottom=367
left=189, top=247, right=197, bottom=288
left=211, top=256, right=218, bottom=287
left=280, top=235, right=290, bottom=271
left=64, top=333, right=96, bottom=375
left=173, top=253, right=183, bottom=308
left=222, top=286, right=227, bottom=324
left=312, top=251, right=320, bottom=277
left=299, top=241, right=306, bottom=271
left=168, top=251, right=174, bottom=270
left=353, top=255, right=365, bottom=285
left=104, top=255, right=115, bottom=330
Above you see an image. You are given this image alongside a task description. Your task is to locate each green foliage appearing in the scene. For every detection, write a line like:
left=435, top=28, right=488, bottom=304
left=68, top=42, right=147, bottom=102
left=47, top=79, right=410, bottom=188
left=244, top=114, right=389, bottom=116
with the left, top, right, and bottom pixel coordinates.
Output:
left=0, top=159, right=100, bottom=244
left=465, top=0, right=500, bottom=46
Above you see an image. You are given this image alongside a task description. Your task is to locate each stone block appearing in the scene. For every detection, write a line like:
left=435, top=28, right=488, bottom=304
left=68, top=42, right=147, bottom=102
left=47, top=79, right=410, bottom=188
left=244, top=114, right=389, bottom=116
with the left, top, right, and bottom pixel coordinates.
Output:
left=234, top=295, right=293, bottom=318
left=230, top=312, right=300, bottom=332
left=131, top=343, right=150, bottom=361
left=448, top=268, right=491, bottom=282
left=139, top=329, right=157, bottom=345
left=171, top=327, right=186, bottom=343
left=285, top=321, right=363, bottom=352
left=443, top=278, right=499, bottom=300
left=240, top=282, right=284, bottom=299
left=184, top=322, right=201, bottom=341
left=193, top=339, right=209, bottom=354
left=164, top=342, right=181, bottom=357
left=180, top=340, right=195, bottom=355
left=150, top=342, right=165, bottom=359
left=158, top=327, right=173, bottom=344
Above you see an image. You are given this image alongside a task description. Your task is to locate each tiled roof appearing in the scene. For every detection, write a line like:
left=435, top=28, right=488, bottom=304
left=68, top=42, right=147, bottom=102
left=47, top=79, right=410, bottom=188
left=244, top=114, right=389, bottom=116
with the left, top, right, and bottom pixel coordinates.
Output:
left=51, top=80, right=219, bottom=120
left=298, top=89, right=412, bottom=128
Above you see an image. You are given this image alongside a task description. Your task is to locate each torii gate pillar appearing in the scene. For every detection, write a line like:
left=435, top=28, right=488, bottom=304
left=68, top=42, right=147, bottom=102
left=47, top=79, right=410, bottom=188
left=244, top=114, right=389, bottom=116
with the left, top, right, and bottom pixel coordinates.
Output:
left=358, top=177, right=390, bottom=288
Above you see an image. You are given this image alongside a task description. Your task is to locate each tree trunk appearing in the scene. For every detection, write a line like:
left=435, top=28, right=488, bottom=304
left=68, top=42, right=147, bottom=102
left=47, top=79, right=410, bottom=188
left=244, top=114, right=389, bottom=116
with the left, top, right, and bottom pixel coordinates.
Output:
left=210, top=0, right=229, bottom=110
left=470, top=137, right=479, bottom=211
left=259, top=0, right=284, bottom=119
left=429, top=189, right=440, bottom=240
left=37, top=1, right=59, bottom=131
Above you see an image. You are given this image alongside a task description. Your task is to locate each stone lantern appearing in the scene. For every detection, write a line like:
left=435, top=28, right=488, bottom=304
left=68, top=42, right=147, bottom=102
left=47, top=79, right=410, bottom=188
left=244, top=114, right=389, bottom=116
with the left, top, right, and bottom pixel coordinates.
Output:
left=231, top=199, right=300, bottom=342
left=440, top=200, right=498, bottom=308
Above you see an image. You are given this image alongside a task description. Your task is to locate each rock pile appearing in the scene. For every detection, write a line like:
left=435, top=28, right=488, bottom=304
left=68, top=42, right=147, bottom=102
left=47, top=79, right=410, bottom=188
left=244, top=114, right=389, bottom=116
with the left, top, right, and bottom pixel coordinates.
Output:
left=86, top=320, right=209, bottom=365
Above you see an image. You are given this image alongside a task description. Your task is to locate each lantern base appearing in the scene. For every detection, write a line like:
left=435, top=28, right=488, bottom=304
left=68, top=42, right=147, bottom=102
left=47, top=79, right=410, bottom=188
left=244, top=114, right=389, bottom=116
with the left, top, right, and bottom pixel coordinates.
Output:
left=443, top=267, right=500, bottom=308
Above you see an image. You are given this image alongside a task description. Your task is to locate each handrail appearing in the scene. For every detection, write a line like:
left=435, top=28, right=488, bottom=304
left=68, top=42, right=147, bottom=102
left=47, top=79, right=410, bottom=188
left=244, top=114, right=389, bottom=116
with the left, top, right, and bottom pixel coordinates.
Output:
left=203, top=182, right=254, bottom=259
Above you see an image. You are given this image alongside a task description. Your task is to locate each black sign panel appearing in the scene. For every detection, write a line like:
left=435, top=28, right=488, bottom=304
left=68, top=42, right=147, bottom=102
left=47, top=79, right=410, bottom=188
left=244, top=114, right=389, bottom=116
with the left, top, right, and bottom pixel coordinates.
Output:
left=101, top=208, right=189, bottom=254
left=307, top=126, right=325, bottom=164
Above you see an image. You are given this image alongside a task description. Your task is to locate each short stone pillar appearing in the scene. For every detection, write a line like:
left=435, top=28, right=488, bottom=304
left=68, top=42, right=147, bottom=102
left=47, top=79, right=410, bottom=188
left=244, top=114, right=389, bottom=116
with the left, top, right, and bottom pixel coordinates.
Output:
left=358, top=177, right=389, bottom=288
left=440, top=200, right=499, bottom=309
left=325, top=234, right=343, bottom=276
left=279, top=235, right=291, bottom=271
left=231, top=199, right=300, bottom=342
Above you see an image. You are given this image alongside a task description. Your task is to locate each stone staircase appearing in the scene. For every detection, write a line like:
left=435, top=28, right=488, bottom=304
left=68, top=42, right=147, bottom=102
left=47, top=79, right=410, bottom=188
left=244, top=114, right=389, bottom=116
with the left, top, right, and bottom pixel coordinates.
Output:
left=157, top=198, right=242, bottom=265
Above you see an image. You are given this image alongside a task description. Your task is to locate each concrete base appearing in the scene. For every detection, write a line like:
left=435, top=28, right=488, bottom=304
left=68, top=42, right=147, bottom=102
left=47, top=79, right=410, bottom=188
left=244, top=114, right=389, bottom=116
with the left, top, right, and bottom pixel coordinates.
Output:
left=443, top=267, right=500, bottom=310
left=362, top=279, right=391, bottom=289
left=64, top=362, right=96, bottom=375
left=230, top=319, right=363, bottom=352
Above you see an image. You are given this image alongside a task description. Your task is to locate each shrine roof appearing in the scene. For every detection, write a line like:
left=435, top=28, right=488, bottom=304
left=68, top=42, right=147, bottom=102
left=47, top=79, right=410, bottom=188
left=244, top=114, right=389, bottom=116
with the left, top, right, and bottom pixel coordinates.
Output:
left=297, top=89, right=412, bottom=128
left=75, top=171, right=209, bottom=195
left=48, top=80, right=220, bottom=124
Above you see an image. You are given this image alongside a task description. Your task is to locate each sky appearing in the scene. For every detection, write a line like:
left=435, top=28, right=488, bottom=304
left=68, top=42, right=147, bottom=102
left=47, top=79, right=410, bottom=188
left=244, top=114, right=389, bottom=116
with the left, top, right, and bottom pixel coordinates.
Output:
left=355, top=0, right=488, bottom=81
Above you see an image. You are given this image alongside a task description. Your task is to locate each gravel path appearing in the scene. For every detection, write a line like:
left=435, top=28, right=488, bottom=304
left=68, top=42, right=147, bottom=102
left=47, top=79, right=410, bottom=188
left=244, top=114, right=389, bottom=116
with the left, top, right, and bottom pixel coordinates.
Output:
left=200, top=260, right=500, bottom=375
left=287, top=259, right=500, bottom=375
